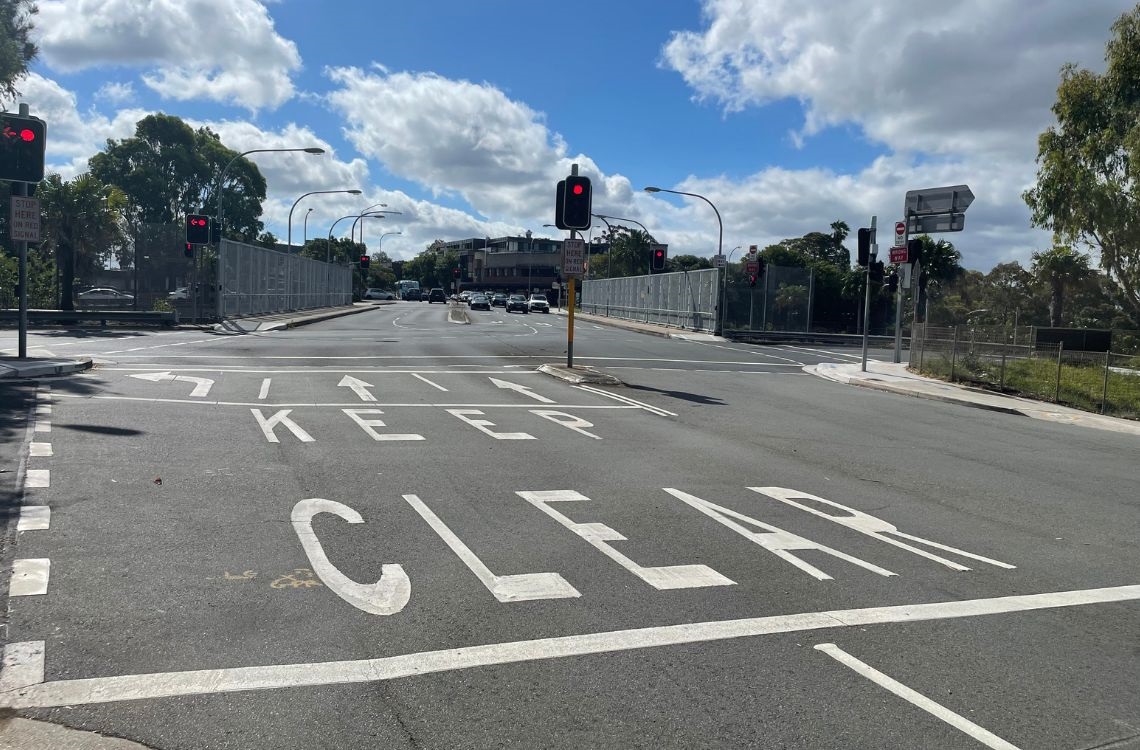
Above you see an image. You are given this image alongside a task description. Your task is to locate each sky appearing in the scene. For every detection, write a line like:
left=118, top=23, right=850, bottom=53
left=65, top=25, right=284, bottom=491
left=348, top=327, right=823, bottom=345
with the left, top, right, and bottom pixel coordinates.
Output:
left=4, top=0, right=1135, bottom=270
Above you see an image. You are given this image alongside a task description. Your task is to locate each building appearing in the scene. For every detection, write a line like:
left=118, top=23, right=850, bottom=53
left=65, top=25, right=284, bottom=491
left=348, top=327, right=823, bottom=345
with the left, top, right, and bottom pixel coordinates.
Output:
left=437, top=234, right=609, bottom=294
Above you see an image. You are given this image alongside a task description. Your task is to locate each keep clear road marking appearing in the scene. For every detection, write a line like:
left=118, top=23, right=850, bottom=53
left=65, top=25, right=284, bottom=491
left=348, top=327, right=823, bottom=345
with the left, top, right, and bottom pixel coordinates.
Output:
left=573, top=384, right=677, bottom=417
left=337, top=375, right=377, bottom=402
left=3, top=584, right=1138, bottom=709
left=258, top=378, right=271, bottom=400
left=129, top=371, right=214, bottom=397
left=815, top=643, right=1022, bottom=750
left=251, top=409, right=315, bottom=443
left=488, top=377, right=555, bottom=403
left=403, top=494, right=580, bottom=602
left=412, top=373, right=448, bottom=391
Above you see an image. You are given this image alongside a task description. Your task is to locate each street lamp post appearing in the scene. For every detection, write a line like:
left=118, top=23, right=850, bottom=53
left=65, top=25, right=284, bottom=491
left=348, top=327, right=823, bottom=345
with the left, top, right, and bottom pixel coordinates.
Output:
left=326, top=212, right=387, bottom=262
left=376, top=231, right=402, bottom=256
left=215, top=147, right=324, bottom=239
left=302, top=208, right=314, bottom=244
left=288, top=189, right=363, bottom=250
left=352, top=210, right=402, bottom=245
left=721, top=245, right=741, bottom=333
left=352, top=203, right=389, bottom=244
left=644, top=186, right=724, bottom=332
left=594, top=213, right=657, bottom=275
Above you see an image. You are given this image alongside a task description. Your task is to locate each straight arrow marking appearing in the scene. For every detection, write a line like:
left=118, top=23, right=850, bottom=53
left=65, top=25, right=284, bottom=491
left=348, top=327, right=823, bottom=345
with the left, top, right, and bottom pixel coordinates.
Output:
left=338, top=375, right=377, bottom=402
left=488, top=377, right=555, bottom=403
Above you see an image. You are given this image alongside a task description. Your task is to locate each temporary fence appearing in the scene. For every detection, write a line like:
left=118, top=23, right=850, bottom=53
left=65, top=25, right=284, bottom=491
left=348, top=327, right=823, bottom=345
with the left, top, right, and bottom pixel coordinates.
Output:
left=216, top=239, right=351, bottom=318
left=912, top=325, right=1140, bottom=420
left=579, top=268, right=720, bottom=333
left=722, top=265, right=815, bottom=333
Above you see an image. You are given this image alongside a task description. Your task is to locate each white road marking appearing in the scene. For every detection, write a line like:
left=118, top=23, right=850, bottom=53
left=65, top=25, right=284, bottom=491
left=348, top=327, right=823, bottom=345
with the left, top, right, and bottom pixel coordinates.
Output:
left=518, top=490, right=735, bottom=590
left=0, top=642, right=45, bottom=691
left=342, top=409, right=424, bottom=441
left=573, top=385, right=677, bottom=417
left=10, top=559, right=50, bottom=596
left=664, top=489, right=896, bottom=580
left=814, top=643, right=1021, bottom=750
left=779, top=344, right=863, bottom=361
left=530, top=410, right=602, bottom=439
left=57, top=393, right=639, bottom=410
left=4, top=584, right=1136, bottom=709
left=337, top=375, right=377, bottom=402
left=29, top=442, right=52, bottom=457
left=33, top=420, right=50, bottom=433
left=291, top=499, right=410, bottom=616
left=24, top=470, right=49, bottom=488
left=753, top=488, right=1016, bottom=571
left=448, top=409, right=535, bottom=440
left=412, top=373, right=448, bottom=391
left=251, top=409, right=315, bottom=443
left=403, top=494, right=580, bottom=602
left=688, top=340, right=805, bottom=365
left=16, top=506, right=50, bottom=531
left=489, top=377, right=555, bottom=403
left=129, top=371, right=214, bottom=397
left=35, top=403, right=50, bottom=416
left=258, top=378, right=271, bottom=400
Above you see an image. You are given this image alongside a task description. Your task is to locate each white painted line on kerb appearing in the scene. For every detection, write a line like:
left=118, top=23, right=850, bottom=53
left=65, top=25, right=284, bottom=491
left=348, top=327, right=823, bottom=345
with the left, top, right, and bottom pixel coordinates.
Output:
left=815, top=643, right=1021, bottom=749
left=0, top=642, right=45, bottom=692
left=24, top=470, right=49, bottom=489
left=16, top=506, right=50, bottom=531
left=29, top=442, right=52, bottom=457
left=9, top=559, right=50, bottom=596
left=258, top=378, right=271, bottom=400
left=1, top=584, right=1137, bottom=709
left=412, top=373, right=448, bottom=391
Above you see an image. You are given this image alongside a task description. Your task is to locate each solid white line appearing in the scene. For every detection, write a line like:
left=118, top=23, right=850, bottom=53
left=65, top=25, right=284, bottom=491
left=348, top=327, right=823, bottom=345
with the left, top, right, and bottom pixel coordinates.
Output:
left=24, top=470, right=49, bottom=488
left=258, top=378, right=271, bottom=400
left=51, top=394, right=640, bottom=410
left=573, top=385, right=677, bottom=417
left=29, top=442, right=52, bottom=457
left=779, top=344, right=862, bottom=361
left=2, top=583, right=1135, bottom=709
left=0, top=642, right=45, bottom=692
left=9, top=559, right=50, bottom=596
left=101, top=368, right=547, bottom=374
left=16, top=506, right=50, bottom=531
left=412, top=373, right=448, bottom=391
left=814, top=643, right=1021, bottom=749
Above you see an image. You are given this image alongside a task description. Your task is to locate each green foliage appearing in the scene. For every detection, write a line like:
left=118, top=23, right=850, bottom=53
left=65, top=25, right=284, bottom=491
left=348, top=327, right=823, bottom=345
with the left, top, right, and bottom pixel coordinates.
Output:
left=1030, top=245, right=1094, bottom=326
left=0, top=0, right=37, bottom=100
left=667, top=254, right=711, bottom=272
left=151, top=297, right=173, bottom=312
left=0, top=245, right=55, bottom=308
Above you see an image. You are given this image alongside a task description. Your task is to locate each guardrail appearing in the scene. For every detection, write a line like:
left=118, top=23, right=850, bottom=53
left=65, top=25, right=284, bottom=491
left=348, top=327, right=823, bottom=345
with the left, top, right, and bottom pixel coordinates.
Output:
left=0, top=309, right=179, bottom=327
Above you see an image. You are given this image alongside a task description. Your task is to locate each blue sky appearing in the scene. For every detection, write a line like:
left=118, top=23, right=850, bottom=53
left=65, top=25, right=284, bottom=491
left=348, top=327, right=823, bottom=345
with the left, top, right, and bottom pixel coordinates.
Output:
left=8, top=0, right=1135, bottom=268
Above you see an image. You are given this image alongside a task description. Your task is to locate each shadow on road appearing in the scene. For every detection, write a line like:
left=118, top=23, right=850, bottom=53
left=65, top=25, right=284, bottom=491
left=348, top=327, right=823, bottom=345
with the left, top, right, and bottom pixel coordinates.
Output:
left=57, top=424, right=144, bottom=436
left=623, top=383, right=726, bottom=406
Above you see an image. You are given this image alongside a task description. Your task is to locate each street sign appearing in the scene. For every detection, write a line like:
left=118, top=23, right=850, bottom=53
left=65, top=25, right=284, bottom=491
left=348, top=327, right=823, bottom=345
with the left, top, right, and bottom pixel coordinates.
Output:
left=712, top=254, right=726, bottom=269
left=893, top=221, right=906, bottom=247
left=889, top=246, right=908, bottom=264
left=905, top=184, right=974, bottom=215
left=744, top=260, right=759, bottom=275
left=900, top=263, right=912, bottom=290
left=747, top=245, right=758, bottom=257
left=10, top=196, right=40, bottom=242
left=907, top=213, right=966, bottom=234
left=562, top=238, right=586, bottom=276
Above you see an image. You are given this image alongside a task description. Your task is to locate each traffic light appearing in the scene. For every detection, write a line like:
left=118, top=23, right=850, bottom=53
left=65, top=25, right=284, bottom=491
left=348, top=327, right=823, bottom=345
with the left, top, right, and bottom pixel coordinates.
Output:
left=887, top=271, right=899, bottom=292
left=359, top=255, right=370, bottom=269
left=186, top=214, right=210, bottom=244
left=870, top=260, right=885, bottom=284
left=211, top=221, right=222, bottom=244
left=0, top=113, right=46, bottom=183
left=183, top=243, right=194, bottom=259
left=556, top=175, right=592, bottom=230
left=757, top=257, right=766, bottom=277
left=907, top=238, right=923, bottom=265
left=650, top=244, right=667, bottom=272
left=453, top=267, right=460, bottom=278
left=857, top=227, right=870, bottom=265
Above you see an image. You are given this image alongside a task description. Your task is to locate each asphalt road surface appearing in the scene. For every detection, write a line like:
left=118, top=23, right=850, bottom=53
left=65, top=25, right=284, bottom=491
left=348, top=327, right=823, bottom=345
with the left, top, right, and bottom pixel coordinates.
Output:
left=1, top=302, right=1137, bottom=749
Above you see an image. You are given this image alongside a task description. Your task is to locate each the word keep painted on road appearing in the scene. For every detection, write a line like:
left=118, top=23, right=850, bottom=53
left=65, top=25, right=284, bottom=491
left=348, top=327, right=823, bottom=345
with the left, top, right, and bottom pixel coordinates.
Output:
left=289, top=487, right=1015, bottom=617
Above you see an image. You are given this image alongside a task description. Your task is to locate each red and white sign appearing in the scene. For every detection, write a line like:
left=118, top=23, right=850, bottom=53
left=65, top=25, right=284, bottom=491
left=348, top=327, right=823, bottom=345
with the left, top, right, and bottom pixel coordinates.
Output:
left=10, top=196, right=40, bottom=242
left=889, top=246, right=909, bottom=264
left=893, top=221, right=906, bottom=247
left=744, top=260, right=760, bottom=275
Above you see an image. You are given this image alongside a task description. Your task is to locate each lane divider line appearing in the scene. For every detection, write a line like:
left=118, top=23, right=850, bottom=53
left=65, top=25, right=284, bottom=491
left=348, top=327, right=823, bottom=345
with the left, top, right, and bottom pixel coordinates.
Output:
left=0, top=642, right=45, bottom=692
left=9, top=559, right=50, bottom=597
left=23, top=470, right=49, bottom=489
left=16, top=506, right=50, bottom=532
left=28, top=442, right=52, bottom=457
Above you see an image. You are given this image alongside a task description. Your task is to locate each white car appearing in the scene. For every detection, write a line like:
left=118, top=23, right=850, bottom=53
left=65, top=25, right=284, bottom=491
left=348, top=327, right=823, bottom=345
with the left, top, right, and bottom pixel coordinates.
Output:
left=363, top=288, right=395, bottom=300
left=527, top=294, right=550, bottom=313
left=168, top=287, right=190, bottom=300
left=78, top=287, right=134, bottom=303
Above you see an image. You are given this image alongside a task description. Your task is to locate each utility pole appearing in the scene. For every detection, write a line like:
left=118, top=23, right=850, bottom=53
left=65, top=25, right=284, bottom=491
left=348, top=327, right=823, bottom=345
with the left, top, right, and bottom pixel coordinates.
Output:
left=861, top=216, right=877, bottom=372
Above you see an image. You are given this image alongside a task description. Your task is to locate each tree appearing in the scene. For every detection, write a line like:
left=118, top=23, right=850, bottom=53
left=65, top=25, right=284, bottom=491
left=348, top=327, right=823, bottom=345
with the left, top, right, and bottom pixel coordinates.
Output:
left=1023, top=5, right=1140, bottom=327
left=600, top=226, right=651, bottom=277
left=0, top=0, right=37, bottom=100
left=981, top=262, right=1037, bottom=325
left=1031, top=245, right=1093, bottom=326
left=667, top=254, right=711, bottom=272
left=37, top=173, right=126, bottom=310
left=913, top=236, right=964, bottom=322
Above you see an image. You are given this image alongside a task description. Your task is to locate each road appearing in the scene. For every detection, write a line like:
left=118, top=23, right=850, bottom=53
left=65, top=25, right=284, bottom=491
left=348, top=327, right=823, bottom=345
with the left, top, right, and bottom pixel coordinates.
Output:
left=1, top=302, right=1137, bottom=749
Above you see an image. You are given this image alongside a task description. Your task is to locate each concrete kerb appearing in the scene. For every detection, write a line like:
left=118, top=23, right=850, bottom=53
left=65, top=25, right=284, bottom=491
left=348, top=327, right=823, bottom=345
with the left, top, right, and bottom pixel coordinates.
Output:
left=448, top=304, right=470, bottom=325
left=215, top=305, right=373, bottom=333
left=552, top=308, right=722, bottom=341
left=0, top=357, right=93, bottom=379
left=537, top=363, right=623, bottom=385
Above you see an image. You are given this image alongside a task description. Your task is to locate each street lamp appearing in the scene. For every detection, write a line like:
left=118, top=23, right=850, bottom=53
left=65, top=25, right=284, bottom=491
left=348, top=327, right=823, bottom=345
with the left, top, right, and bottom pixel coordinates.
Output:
left=377, top=231, right=402, bottom=255
left=215, top=147, right=324, bottom=239
left=302, top=208, right=314, bottom=244
left=326, top=211, right=387, bottom=262
left=288, top=188, right=363, bottom=249
left=353, top=202, right=388, bottom=243
left=595, top=213, right=657, bottom=274
left=721, top=246, right=742, bottom=333
left=352, top=209, right=402, bottom=244
left=643, top=186, right=721, bottom=259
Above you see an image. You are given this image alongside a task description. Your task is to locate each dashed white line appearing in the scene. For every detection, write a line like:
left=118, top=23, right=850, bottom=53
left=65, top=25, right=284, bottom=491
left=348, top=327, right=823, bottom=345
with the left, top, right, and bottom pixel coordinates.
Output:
left=9, top=559, right=50, bottom=596
left=29, top=442, right=52, bottom=457
left=24, top=470, right=49, bottom=488
left=16, top=506, right=50, bottom=531
left=258, top=378, right=272, bottom=400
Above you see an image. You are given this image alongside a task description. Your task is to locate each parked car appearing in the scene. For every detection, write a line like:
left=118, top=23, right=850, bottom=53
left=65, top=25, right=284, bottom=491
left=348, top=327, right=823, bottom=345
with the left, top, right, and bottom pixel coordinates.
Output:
left=363, top=288, right=395, bottom=300
left=491, top=293, right=507, bottom=307
left=428, top=288, right=447, bottom=303
left=77, top=288, right=134, bottom=305
left=469, top=293, right=491, bottom=311
left=167, top=287, right=190, bottom=300
left=506, top=294, right=529, bottom=314
left=527, top=294, right=550, bottom=313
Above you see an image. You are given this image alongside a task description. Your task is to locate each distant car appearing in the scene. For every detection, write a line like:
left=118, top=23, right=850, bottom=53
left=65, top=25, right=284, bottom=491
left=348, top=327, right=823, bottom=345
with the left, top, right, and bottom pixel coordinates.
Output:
left=469, top=294, right=491, bottom=311
left=428, top=288, right=447, bottom=303
left=491, top=293, right=507, bottom=307
left=458, top=290, right=472, bottom=303
left=506, top=294, right=529, bottom=314
left=167, top=287, right=190, bottom=300
left=363, top=288, right=395, bottom=300
left=527, top=294, right=550, bottom=313
left=403, top=288, right=422, bottom=301
left=78, top=288, right=134, bottom=304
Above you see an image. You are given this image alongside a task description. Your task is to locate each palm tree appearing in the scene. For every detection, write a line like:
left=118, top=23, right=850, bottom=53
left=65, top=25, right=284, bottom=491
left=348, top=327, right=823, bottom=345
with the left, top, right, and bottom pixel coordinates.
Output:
left=1031, top=245, right=1092, bottom=326
left=38, top=173, right=126, bottom=310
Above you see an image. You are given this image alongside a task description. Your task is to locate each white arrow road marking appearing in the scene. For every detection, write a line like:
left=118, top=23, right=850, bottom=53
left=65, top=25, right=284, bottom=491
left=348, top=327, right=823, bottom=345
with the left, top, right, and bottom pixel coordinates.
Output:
left=488, top=377, right=555, bottom=403
left=129, top=371, right=214, bottom=397
left=290, top=499, right=410, bottom=616
left=337, top=375, right=377, bottom=402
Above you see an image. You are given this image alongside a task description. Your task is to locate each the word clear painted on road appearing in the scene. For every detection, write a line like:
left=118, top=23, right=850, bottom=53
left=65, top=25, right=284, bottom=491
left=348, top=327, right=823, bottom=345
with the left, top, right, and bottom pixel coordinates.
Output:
left=403, top=494, right=581, bottom=602
left=342, top=409, right=424, bottom=441
left=752, top=487, right=1015, bottom=570
left=663, top=489, right=897, bottom=580
left=517, top=490, right=736, bottom=590
left=291, top=499, right=410, bottom=616
left=448, top=409, right=535, bottom=440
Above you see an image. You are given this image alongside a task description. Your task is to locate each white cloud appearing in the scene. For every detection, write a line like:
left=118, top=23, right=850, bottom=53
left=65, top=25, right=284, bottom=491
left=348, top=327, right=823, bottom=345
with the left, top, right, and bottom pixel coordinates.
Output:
left=35, top=0, right=301, bottom=109
left=95, top=81, right=135, bottom=106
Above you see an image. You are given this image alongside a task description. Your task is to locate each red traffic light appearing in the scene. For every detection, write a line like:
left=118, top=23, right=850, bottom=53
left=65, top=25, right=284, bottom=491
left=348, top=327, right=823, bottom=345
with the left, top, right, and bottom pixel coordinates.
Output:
left=18, top=129, right=35, bottom=142
left=189, top=217, right=207, bottom=227
left=572, top=184, right=584, bottom=195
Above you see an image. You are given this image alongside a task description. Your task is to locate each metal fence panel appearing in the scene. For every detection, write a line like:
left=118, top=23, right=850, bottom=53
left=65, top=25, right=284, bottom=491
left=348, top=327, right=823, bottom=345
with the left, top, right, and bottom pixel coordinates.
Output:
left=216, top=239, right=351, bottom=318
left=579, top=268, right=720, bottom=333
left=722, top=264, right=814, bottom=333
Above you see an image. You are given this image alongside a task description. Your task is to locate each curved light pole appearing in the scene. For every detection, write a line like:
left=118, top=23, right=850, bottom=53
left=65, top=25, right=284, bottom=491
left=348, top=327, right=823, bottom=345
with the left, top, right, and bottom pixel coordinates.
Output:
left=376, top=231, right=402, bottom=256
left=353, top=202, right=388, bottom=243
left=302, top=208, right=314, bottom=244
left=595, top=213, right=657, bottom=274
left=288, top=189, right=362, bottom=249
left=645, top=186, right=724, bottom=332
left=352, top=209, right=402, bottom=244
left=215, top=147, right=324, bottom=239
left=721, top=246, right=742, bottom=333
left=326, top=212, right=387, bottom=262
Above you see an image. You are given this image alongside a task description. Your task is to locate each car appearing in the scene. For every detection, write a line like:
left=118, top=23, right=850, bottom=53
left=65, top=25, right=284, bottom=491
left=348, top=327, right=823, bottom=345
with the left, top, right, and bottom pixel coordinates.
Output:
left=491, top=293, right=507, bottom=307
left=167, top=287, right=190, bottom=300
left=402, top=288, right=422, bottom=301
left=527, top=294, right=550, bottom=313
left=363, top=288, right=395, bottom=300
left=469, top=293, right=491, bottom=311
left=428, top=288, right=447, bottom=303
left=458, top=290, right=472, bottom=303
left=77, top=287, right=134, bottom=305
left=506, top=294, right=529, bottom=314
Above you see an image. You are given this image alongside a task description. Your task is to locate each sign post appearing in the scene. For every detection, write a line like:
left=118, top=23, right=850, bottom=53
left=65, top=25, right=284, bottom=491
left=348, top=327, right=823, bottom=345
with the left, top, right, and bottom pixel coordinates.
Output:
left=861, top=216, right=877, bottom=372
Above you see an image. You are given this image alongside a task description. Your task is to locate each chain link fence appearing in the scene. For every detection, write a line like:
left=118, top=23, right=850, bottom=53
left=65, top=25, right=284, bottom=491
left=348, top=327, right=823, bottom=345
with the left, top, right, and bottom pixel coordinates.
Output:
left=216, top=239, right=351, bottom=318
left=579, top=268, right=720, bottom=332
left=723, top=265, right=814, bottom=333
left=912, top=325, right=1140, bottom=419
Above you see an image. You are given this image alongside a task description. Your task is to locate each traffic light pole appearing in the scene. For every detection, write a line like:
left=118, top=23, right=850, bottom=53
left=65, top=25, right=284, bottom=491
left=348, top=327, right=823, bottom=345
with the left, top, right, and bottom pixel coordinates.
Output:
left=860, top=215, right=876, bottom=373
left=15, top=103, right=31, bottom=358
left=893, top=212, right=909, bottom=364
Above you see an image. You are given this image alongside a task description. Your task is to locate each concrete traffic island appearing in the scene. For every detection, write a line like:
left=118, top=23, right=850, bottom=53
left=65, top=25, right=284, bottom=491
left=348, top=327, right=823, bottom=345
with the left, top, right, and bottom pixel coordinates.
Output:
left=538, top=363, right=622, bottom=385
